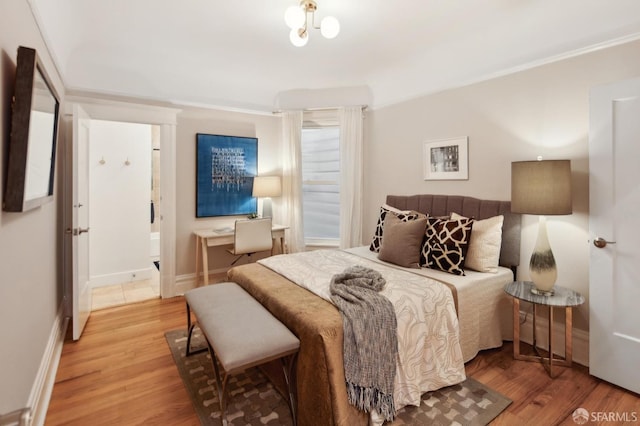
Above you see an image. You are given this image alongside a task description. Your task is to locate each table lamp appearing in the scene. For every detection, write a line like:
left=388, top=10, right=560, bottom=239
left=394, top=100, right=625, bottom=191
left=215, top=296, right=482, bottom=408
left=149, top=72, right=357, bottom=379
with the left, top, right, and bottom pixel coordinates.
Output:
left=252, top=176, right=282, bottom=218
left=511, top=159, right=572, bottom=295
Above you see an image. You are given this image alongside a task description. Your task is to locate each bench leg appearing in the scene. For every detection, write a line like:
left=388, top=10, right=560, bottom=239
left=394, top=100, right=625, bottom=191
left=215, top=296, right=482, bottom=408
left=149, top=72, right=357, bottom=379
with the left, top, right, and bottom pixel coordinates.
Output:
left=282, top=353, right=298, bottom=426
left=207, top=346, right=296, bottom=426
left=185, top=302, right=207, bottom=357
left=209, top=344, right=230, bottom=426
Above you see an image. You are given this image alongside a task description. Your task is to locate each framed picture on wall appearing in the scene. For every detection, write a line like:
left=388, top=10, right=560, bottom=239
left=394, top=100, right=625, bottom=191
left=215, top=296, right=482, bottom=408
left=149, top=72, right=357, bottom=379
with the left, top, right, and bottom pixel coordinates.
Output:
left=196, top=133, right=258, bottom=217
left=423, top=136, right=469, bottom=180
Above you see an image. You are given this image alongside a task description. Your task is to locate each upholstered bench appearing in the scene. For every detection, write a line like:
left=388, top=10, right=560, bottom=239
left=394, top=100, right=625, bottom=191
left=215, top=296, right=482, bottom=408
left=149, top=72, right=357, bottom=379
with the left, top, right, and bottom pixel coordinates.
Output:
left=185, top=282, right=300, bottom=426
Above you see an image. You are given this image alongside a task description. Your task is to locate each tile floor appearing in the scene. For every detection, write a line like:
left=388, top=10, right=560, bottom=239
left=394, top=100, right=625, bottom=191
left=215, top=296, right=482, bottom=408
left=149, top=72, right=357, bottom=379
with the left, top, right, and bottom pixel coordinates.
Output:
left=91, top=263, right=160, bottom=310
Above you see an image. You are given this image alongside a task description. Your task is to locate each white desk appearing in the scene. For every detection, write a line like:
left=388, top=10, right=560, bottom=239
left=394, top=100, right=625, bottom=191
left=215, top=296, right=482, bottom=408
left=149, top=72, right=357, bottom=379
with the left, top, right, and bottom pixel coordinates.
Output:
left=194, top=224, right=288, bottom=286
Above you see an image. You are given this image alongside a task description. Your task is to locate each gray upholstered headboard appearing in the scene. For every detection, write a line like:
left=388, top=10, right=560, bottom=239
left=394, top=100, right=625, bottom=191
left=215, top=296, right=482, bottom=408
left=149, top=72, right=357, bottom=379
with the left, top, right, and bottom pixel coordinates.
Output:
left=385, top=194, right=521, bottom=270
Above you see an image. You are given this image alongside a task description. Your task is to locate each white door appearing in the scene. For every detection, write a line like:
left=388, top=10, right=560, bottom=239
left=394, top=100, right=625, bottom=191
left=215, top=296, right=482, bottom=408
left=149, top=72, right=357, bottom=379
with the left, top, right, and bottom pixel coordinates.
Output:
left=72, top=104, right=92, bottom=340
left=589, top=76, right=640, bottom=394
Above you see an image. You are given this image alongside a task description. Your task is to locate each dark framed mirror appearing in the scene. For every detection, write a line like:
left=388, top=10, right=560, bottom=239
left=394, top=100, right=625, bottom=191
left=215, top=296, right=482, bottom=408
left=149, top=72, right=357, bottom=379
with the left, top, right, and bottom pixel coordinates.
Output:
left=3, top=46, right=60, bottom=212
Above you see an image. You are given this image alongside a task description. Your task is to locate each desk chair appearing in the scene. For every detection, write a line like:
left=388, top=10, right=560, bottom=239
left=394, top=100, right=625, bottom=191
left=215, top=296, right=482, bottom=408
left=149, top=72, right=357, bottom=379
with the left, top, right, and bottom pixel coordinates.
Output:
left=227, top=218, right=273, bottom=265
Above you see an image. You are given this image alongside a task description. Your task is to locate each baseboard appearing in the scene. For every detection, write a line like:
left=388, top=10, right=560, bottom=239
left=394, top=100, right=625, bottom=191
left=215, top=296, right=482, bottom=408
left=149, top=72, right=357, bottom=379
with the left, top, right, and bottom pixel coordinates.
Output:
left=90, top=267, right=153, bottom=288
left=516, top=310, right=589, bottom=367
left=27, top=303, right=69, bottom=426
left=175, top=266, right=229, bottom=296
left=174, top=273, right=195, bottom=296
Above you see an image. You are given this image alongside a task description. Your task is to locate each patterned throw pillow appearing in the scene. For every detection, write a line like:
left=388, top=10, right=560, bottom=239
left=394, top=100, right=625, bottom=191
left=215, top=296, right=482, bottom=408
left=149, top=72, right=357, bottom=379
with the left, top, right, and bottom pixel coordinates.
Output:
left=369, top=204, right=424, bottom=252
left=420, top=216, right=474, bottom=275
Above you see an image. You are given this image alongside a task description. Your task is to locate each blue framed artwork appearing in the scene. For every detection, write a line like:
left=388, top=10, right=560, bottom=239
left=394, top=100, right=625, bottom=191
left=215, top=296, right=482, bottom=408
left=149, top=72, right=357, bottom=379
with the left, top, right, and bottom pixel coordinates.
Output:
left=196, top=133, right=258, bottom=217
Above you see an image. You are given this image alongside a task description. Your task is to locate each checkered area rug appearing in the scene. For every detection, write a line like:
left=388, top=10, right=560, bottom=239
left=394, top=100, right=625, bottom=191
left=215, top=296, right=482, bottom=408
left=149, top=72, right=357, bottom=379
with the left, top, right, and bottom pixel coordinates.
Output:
left=165, top=328, right=511, bottom=425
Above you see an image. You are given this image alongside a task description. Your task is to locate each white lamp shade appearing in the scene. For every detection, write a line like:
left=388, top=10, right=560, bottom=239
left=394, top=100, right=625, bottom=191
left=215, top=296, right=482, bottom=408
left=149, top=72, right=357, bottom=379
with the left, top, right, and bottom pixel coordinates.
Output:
left=284, top=6, right=305, bottom=29
left=320, top=16, right=340, bottom=39
left=252, top=176, right=282, bottom=198
left=289, top=28, right=308, bottom=47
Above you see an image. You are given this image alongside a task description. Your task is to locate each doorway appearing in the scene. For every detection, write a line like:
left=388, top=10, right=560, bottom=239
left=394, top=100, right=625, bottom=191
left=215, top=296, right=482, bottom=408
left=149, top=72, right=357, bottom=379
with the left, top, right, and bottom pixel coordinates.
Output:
left=65, top=98, right=178, bottom=339
left=87, top=119, right=162, bottom=310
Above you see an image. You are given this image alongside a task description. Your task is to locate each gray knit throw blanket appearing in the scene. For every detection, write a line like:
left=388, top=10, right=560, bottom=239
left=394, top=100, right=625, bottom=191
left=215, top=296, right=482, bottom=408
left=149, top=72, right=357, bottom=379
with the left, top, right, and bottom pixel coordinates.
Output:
left=329, top=265, right=398, bottom=421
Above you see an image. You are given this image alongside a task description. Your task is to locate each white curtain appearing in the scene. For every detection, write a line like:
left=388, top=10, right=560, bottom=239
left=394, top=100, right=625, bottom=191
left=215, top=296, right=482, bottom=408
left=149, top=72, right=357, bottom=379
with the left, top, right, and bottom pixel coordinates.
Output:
left=281, top=111, right=305, bottom=253
left=338, top=106, right=364, bottom=248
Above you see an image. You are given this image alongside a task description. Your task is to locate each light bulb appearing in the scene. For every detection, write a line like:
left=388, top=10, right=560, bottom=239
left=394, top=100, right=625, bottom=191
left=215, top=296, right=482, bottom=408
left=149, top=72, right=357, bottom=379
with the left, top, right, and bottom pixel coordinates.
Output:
left=289, top=28, right=308, bottom=47
left=284, top=6, right=305, bottom=29
left=320, top=16, right=340, bottom=39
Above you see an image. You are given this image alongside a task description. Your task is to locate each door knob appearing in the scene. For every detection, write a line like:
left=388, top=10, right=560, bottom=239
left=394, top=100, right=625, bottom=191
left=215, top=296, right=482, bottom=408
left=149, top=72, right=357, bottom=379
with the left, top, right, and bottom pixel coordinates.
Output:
left=594, top=237, right=616, bottom=248
left=65, top=228, right=89, bottom=236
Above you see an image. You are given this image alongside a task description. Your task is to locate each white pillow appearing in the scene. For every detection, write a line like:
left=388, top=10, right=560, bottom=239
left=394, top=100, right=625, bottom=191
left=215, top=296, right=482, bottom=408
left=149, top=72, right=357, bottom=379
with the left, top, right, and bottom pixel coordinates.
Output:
left=451, top=212, right=503, bottom=273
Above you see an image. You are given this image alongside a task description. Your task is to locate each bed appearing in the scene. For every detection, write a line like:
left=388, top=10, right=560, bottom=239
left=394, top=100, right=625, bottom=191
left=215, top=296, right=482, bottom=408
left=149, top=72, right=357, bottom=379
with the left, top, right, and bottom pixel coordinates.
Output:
left=227, top=194, right=521, bottom=426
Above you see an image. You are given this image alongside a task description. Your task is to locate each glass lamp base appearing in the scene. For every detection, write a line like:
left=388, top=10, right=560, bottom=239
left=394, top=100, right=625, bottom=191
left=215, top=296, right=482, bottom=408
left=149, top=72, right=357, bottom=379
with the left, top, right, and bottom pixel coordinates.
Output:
left=531, top=287, right=554, bottom=296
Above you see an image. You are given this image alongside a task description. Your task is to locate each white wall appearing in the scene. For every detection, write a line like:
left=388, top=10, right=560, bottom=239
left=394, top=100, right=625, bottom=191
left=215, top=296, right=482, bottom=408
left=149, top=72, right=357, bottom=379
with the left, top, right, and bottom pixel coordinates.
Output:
left=364, top=39, right=640, bottom=338
left=0, top=0, right=66, bottom=415
left=89, top=120, right=152, bottom=286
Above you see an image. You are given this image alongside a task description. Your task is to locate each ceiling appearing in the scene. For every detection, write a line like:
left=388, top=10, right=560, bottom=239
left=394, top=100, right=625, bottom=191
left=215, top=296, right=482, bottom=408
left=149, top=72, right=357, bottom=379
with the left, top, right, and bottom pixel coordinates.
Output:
left=31, top=0, right=640, bottom=113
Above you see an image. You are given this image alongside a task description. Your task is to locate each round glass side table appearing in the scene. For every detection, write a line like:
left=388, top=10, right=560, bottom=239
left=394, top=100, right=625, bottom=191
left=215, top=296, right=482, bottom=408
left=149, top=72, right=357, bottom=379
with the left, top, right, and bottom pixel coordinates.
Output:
left=504, top=281, right=585, bottom=377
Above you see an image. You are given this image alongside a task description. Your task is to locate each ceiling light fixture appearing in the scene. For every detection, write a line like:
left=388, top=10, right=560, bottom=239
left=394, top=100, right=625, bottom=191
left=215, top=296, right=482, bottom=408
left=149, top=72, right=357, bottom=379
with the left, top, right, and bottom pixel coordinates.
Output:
left=284, top=0, right=340, bottom=47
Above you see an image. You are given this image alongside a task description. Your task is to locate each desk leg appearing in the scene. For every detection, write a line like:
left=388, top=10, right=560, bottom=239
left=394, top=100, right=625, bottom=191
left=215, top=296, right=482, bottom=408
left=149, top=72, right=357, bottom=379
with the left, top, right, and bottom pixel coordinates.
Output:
left=195, top=236, right=201, bottom=287
left=201, top=237, right=209, bottom=286
left=271, top=236, right=285, bottom=255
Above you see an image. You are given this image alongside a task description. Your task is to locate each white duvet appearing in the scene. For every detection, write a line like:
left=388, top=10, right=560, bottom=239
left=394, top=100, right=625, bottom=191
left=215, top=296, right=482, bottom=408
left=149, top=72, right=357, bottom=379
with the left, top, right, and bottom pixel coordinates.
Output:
left=347, top=246, right=514, bottom=363
left=258, top=249, right=467, bottom=414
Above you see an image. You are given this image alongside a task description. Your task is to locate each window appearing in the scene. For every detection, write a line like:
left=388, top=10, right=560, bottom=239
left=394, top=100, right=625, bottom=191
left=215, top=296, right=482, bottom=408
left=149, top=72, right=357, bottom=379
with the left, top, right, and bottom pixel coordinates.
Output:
left=301, top=127, right=340, bottom=245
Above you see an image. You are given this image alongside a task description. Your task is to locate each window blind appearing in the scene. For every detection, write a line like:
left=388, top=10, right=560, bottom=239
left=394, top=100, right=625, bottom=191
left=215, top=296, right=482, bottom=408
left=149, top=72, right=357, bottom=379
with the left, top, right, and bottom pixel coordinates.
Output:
left=301, top=127, right=340, bottom=241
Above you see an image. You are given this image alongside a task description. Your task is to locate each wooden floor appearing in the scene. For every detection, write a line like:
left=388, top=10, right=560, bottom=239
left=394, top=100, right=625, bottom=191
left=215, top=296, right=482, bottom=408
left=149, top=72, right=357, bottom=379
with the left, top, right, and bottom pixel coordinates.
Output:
left=46, top=297, right=639, bottom=426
